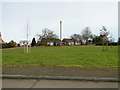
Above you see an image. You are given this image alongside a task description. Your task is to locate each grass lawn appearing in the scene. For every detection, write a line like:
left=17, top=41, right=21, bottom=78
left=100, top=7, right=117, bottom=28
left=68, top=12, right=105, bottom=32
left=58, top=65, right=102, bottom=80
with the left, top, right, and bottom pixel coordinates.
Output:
left=2, top=46, right=118, bottom=67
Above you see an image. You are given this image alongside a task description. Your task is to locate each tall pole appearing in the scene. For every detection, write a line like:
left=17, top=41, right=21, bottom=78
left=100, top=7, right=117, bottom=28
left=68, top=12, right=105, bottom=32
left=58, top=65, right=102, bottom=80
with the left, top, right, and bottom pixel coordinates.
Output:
left=60, top=21, right=62, bottom=41
left=29, top=41, right=31, bottom=53
left=26, top=22, right=29, bottom=53
left=24, top=43, right=25, bottom=53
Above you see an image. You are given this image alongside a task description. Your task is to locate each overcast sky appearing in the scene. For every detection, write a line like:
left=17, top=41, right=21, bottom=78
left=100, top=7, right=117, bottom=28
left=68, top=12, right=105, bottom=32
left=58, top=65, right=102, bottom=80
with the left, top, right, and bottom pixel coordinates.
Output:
left=1, top=2, right=118, bottom=43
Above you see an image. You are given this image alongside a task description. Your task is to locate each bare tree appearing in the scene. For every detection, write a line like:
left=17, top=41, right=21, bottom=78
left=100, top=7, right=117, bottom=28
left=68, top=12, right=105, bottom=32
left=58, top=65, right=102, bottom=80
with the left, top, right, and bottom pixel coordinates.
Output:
left=26, top=22, right=29, bottom=53
left=24, top=21, right=31, bottom=53
left=82, top=27, right=92, bottom=45
left=100, top=26, right=109, bottom=51
left=76, top=34, right=83, bottom=44
left=91, top=34, right=96, bottom=44
left=37, top=28, right=58, bottom=41
left=70, top=34, right=82, bottom=45
left=109, top=35, right=115, bottom=48
left=70, top=34, right=78, bottom=45
left=36, top=34, right=43, bottom=42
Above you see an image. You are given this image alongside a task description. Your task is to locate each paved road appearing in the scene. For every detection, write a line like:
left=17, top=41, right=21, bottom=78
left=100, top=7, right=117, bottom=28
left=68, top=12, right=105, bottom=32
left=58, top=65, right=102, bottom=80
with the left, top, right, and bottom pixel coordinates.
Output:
left=2, top=79, right=118, bottom=88
left=2, top=67, right=118, bottom=78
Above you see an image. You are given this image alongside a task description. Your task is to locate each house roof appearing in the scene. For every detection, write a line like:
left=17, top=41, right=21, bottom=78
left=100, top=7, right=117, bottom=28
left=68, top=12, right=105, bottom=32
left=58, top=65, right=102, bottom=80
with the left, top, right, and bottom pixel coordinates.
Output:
left=62, top=38, right=74, bottom=42
left=0, top=38, right=4, bottom=43
left=62, top=38, right=80, bottom=42
left=0, top=32, right=4, bottom=44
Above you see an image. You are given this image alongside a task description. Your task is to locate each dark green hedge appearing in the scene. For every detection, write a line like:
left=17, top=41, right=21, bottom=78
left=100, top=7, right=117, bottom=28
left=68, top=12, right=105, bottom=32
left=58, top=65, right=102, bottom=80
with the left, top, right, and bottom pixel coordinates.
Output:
left=95, top=42, right=118, bottom=46
left=2, top=43, right=16, bottom=48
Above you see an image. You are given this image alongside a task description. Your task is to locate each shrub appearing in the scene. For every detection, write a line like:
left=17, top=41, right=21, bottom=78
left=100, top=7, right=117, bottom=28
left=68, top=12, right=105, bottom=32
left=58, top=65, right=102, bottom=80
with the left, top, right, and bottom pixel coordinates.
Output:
left=2, top=43, right=16, bottom=48
left=2, top=43, right=8, bottom=48
left=31, top=38, right=36, bottom=47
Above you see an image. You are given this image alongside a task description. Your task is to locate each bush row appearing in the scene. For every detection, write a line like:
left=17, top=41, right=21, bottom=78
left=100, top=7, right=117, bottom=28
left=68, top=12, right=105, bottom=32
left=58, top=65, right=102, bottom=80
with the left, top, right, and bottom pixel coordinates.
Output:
left=2, top=43, right=16, bottom=48
left=95, top=42, right=118, bottom=46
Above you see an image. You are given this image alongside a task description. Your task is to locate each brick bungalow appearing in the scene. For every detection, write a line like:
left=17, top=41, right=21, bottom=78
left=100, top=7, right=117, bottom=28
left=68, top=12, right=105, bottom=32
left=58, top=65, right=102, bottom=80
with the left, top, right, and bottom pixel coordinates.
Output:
left=9, top=40, right=18, bottom=47
left=62, top=38, right=81, bottom=46
left=38, top=38, right=61, bottom=46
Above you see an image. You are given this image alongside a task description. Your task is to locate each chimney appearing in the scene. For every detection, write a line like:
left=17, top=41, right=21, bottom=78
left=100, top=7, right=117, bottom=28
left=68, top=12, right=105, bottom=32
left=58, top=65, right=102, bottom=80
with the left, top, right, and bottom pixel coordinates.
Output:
left=60, top=21, right=62, bottom=41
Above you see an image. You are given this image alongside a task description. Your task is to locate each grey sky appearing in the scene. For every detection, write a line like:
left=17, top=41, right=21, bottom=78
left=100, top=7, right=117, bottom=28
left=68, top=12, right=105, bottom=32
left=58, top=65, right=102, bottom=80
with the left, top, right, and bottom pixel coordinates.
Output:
left=1, top=2, right=118, bottom=43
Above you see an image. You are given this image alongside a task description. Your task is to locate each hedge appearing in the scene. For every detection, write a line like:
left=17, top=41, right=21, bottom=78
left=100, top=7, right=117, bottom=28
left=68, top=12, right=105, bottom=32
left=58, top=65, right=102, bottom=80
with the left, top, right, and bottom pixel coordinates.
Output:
left=2, top=43, right=16, bottom=48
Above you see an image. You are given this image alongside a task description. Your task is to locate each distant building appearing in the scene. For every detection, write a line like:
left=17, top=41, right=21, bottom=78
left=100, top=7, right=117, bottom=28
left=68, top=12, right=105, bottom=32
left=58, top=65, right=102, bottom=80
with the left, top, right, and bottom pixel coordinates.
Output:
left=62, top=38, right=74, bottom=46
left=0, top=32, right=5, bottom=44
left=38, top=38, right=61, bottom=46
left=9, top=40, right=18, bottom=47
left=62, top=38, right=81, bottom=46
left=19, top=40, right=31, bottom=47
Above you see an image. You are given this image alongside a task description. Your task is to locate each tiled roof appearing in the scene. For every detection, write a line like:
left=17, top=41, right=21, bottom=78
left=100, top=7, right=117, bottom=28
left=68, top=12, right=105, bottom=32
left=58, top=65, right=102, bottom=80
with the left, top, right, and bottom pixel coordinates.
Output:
left=0, top=32, right=4, bottom=43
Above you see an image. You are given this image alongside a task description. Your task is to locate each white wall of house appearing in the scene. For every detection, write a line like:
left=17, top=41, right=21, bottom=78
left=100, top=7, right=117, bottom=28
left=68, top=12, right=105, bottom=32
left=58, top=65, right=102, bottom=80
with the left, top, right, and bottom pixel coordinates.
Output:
left=77, top=42, right=81, bottom=45
left=50, top=42, right=54, bottom=46
left=71, top=42, right=74, bottom=45
left=68, top=42, right=71, bottom=45
left=20, top=43, right=24, bottom=46
left=75, top=42, right=77, bottom=45
left=47, top=42, right=54, bottom=46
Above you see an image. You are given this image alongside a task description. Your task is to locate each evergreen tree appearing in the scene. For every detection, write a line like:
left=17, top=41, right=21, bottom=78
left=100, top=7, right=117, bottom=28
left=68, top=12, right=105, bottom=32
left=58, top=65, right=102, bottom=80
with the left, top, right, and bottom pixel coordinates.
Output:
left=31, top=38, right=36, bottom=46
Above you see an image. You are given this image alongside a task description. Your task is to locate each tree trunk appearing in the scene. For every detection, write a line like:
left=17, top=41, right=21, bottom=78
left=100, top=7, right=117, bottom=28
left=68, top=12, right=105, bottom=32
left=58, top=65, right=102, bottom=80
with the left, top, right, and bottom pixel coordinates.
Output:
left=103, top=39, right=104, bottom=51
left=111, top=42, right=112, bottom=48
left=24, top=44, right=25, bottom=53
left=74, top=40, right=75, bottom=45
left=26, top=41, right=28, bottom=53
left=106, top=41, right=108, bottom=51
left=86, top=39, right=88, bottom=45
left=29, top=42, right=31, bottom=53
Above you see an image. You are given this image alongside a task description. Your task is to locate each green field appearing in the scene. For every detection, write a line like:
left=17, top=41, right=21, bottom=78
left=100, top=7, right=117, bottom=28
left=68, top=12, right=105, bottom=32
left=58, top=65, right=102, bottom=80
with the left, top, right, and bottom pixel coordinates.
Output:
left=2, top=46, right=118, bottom=67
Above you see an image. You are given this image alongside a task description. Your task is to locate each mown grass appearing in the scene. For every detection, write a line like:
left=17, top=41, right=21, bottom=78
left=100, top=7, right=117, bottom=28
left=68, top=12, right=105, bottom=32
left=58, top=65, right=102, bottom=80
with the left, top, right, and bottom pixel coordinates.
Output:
left=2, top=46, right=118, bottom=67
